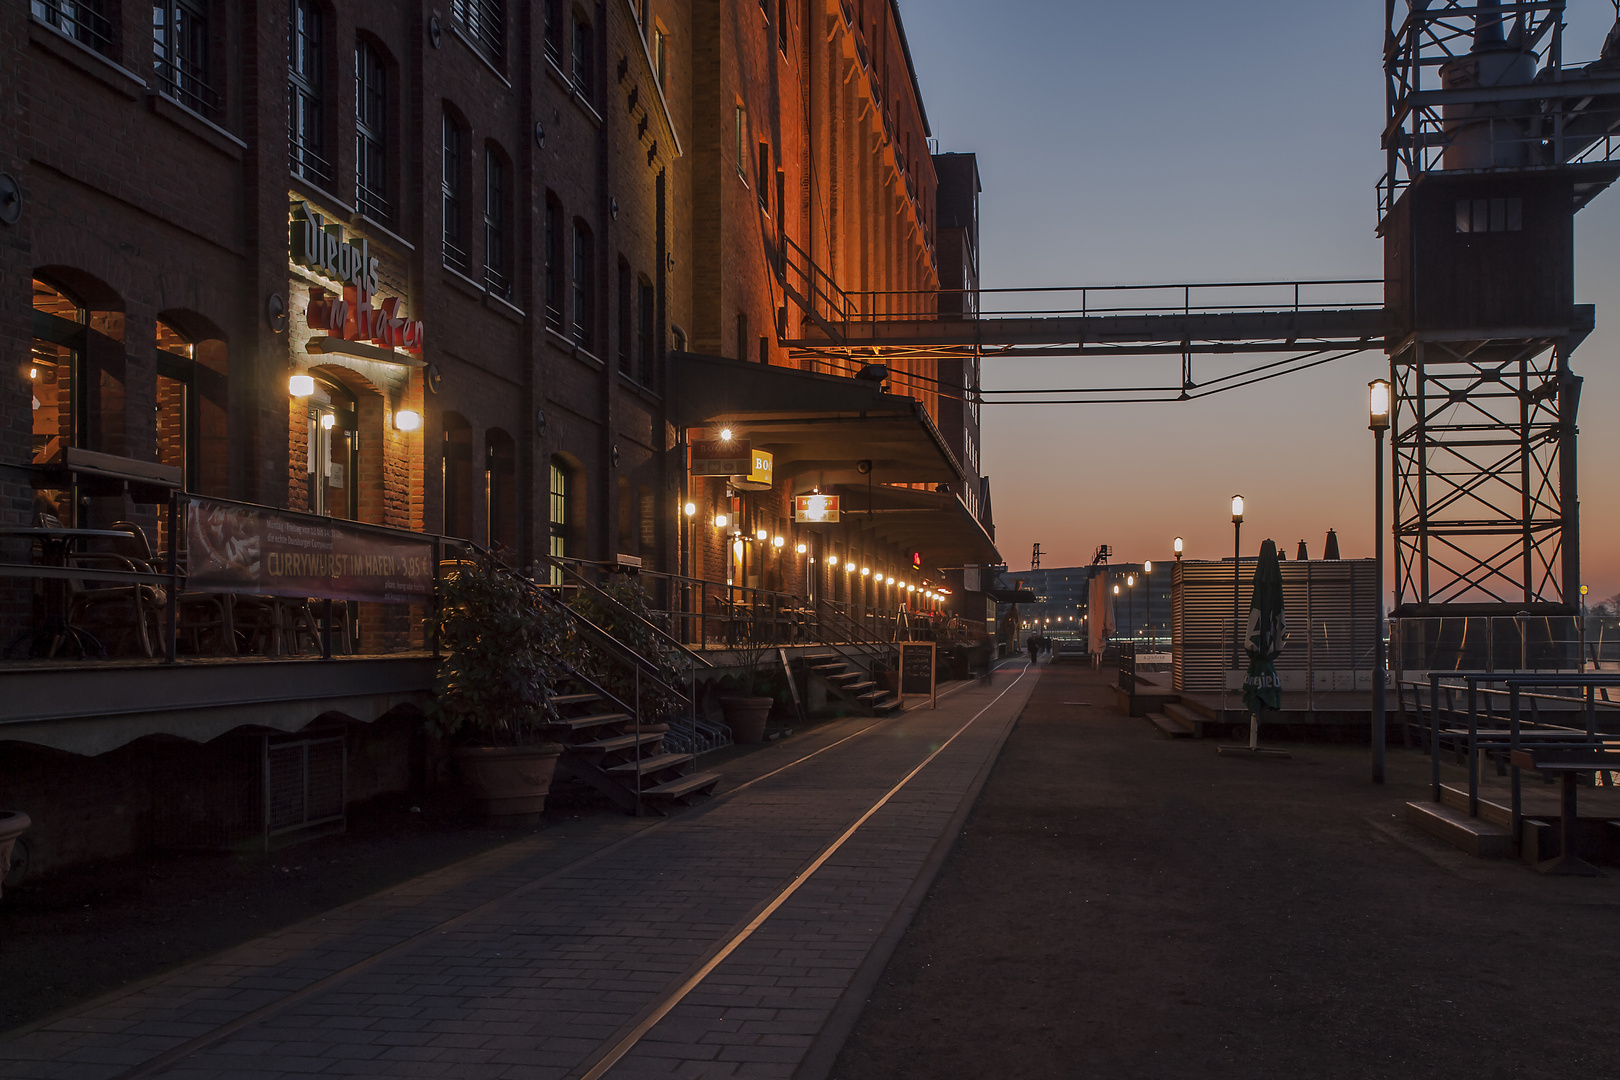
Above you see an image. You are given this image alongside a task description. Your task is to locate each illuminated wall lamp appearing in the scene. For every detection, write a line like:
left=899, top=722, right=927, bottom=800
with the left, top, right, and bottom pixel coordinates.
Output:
left=320, top=412, right=336, bottom=430
left=394, top=409, right=422, bottom=432
left=772, top=535, right=785, bottom=548
left=796, top=543, right=807, bottom=554
left=289, top=373, right=316, bottom=397
left=756, top=528, right=768, bottom=541
left=683, top=502, right=697, bottom=517
left=714, top=513, right=729, bottom=528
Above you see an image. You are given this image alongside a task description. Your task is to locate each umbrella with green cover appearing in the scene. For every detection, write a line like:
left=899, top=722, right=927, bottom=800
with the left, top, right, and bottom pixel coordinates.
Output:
left=1240, top=538, right=1287, bottom=750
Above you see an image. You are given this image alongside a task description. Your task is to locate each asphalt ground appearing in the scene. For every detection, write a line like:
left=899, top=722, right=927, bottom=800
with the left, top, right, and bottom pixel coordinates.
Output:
left=831, top=662, right=1620, bottom=1080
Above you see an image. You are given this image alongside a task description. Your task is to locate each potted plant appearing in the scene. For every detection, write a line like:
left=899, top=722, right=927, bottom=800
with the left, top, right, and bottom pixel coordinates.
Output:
left=0, top=811, right=29, bottom=899
left=427, top=553, right=564, bottom=823
left=719, top=615, right=775, bottom=744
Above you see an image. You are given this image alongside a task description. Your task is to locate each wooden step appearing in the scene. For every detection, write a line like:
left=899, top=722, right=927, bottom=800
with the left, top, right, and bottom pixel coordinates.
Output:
left=573, top=731, right=663, bottom=755
left=826, top=671, right=862, bottom=684
left=551, top=693, right=603, bottom=707
left=809, top=662, right=847, bottom=673
left=551, top=712, right=631, bottom=734
left=607, top=751, right=695, bottom=776
left=856, top=690, right=891, bottom=704
left=842, top=680, right=875, bottom=694
left=1147, top=711, right=1194, bottom=739
left=1163, top=701, right=1213, bottom=733
left=1439, top=783, right=1514, bottom=828
left=643, top=771, right=722, bottom=801
left=1405, top=800, right=1514, bottom=858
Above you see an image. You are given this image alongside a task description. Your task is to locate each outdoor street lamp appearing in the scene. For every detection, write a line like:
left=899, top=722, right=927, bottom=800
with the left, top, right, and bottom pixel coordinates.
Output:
left=1173, top=536, right=1183, bottom=561
left=1231, top=495, right=1244, bottom=670
left=1143, top=561, right=1153, bottom=649
left=1127, top=573, right=1136, bottom=646
left=1369, top=379, right=1391, bottom=784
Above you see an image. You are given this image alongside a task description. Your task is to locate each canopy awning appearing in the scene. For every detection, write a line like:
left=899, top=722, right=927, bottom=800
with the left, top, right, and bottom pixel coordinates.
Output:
left=827, top=482, right=1000, bottom=576
left=670, top=351, right=963, bottom=487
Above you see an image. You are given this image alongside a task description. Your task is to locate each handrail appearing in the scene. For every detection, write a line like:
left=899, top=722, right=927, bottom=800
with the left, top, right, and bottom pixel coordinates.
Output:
left=538, top=553, right=714, bottom=668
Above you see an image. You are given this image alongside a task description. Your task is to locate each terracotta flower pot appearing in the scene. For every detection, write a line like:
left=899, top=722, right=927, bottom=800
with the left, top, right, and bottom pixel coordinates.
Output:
left=453, top=744, right=563, bottom=824
left=0, top=811, right=30, bottom=899
left=721, top=696, right=773, bottom=744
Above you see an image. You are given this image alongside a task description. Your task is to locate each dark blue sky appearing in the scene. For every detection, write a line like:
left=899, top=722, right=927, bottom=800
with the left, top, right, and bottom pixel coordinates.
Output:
left=904, top=0, right=1620, bottom=597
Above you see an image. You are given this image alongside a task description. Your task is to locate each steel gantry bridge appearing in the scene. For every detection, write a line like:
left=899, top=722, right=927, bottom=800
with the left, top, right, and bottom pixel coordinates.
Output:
left=775, top=0, right=1620, bottom=617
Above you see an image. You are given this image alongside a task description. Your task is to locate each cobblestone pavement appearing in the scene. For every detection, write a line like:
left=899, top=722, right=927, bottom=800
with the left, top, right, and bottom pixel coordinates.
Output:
left=0, top=663, right=1037, bottom=1080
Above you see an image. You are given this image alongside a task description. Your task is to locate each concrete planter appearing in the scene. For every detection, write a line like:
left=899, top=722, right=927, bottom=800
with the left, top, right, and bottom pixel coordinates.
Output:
left=720, top=697, right=772, bottom=744
left=0, top=811, right=30, bottom=899
left=453, top=744, right=563, bottom=825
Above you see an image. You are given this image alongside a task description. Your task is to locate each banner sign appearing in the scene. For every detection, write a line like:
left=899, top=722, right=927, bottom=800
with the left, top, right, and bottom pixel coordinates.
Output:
left=794, top=494, right=840, bottom=523
left=744, top=449, right=773, bottom=488
left=186, top=497, right=435, bottom=603
left=690, top=439, right=751, bottom=476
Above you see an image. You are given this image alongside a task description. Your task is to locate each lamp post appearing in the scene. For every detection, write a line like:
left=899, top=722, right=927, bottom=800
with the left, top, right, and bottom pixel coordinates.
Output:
left=1112, top=582, right=1120, bottom=650
left=1126, top=573, right=1136, bottom=648
left=1369, top=379, right=1390, bottom=785
left=1231, top=495, right=1244, bottom=670
left=1143, top=560, right=1153, bottom=650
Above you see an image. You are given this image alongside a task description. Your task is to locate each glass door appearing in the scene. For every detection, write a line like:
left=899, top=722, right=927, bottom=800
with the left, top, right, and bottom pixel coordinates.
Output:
left=306, top=378, right=357, bottom=519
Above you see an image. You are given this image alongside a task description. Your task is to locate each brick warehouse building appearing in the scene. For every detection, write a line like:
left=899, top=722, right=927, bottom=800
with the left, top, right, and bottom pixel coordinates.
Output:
left=0, top=0, right=996, bottom=876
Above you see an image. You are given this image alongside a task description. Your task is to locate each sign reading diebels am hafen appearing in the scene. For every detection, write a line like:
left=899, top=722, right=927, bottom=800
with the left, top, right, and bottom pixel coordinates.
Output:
left=185, top=496, right=434, bottom=604
left=290, top=201, right=424, bottom=352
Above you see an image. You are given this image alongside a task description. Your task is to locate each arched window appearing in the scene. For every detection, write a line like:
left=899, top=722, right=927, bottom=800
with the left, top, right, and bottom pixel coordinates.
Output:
left=484, top=428, right=516, bottom=551
left=637, top=276, right=656, bottom=384
left=30, top=274, right=124, bottom=523
left=441, top=412, right=473, bottom=538
left=544, top=194, right=564, bottom=331
left=616, top=475, right=632, bottom=555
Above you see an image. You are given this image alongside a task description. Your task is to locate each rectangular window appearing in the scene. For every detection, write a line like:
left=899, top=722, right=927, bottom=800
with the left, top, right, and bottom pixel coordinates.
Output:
left=617, top=261, right=633, bottom=375
left=736, top=311, right=748, bottom=361
left=757, top=143, right=771, bottom=209
left=778, top=0, right=787, bottom=52
left=573, top=221, right=595, bottom=349
left=758, top=335, right=768, bottom=365
left=549, top=461, right=568, bottom=585
left=451, top=0, right=504, bottom=64
left=355, top=41, right=389, bottom=219
left=484, top=149, right=508, bottom=298
left=572, top=18, right=593, bottom=98
left=543, top=0, right=562, bottom=63
left=654, top=28, right=667, bottom=87
left=154, top=0, right=218, bottom=116
left=443, top=113, right=468, bottom=272
left=637, top=281, right=655, bottom=385
left=544, top=201, right=564, bottom=330
left=735, top=105, right=747, bottom=178
left=1455, top=197, right=1523, bottom=234
left=288, top=1, right=329, bottom=184
left=32, top=0, right=114, bottom=56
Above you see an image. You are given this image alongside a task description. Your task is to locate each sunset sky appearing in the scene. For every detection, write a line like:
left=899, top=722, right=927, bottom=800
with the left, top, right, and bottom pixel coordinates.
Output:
left=904, top=0, right=1620, bottom=604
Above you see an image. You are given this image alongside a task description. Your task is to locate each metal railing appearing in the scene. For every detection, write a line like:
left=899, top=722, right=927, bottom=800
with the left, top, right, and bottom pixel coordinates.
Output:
left=1390, top=615, right=1620, bottom=678
left=289, top=134, right=336, bottom=190
left=31, top=0, right=114, bottom=55
left=153, top=52, right=221, bottom=117
left=1206, top=617, right=1382, bottom=719
left=1399, top=671, right=1620, bottom=839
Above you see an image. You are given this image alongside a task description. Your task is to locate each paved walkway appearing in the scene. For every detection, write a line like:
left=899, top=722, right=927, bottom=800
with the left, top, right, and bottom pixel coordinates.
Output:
left=0, top=663, right=1038, bottom=1080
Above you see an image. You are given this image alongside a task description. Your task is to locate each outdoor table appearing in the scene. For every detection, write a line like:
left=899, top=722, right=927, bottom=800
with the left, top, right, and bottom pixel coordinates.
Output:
left=0, top=527, right=147, bottom=658
left=1509, top=746, right=1620, bottom=876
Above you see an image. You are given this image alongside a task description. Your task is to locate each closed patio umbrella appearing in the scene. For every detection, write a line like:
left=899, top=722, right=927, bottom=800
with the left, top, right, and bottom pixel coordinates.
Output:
left=1240, top=538, right=1287, bottom=752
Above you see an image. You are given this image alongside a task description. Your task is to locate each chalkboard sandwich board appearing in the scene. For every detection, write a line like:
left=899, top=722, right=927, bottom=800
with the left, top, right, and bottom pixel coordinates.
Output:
left=898, top=641, right=937, bottom=708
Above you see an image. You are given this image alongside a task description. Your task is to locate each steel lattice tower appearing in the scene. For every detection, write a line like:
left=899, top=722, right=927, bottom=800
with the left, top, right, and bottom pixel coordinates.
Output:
left=1380, top=0, right=1620, bottom=614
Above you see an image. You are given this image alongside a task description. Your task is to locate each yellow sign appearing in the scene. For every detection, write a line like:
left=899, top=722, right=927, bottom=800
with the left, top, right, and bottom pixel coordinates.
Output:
left=746, top=449, right=773, bottom=487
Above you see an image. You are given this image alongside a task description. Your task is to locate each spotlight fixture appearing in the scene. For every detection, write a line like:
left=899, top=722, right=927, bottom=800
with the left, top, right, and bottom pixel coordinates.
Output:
left=683, top=502, right=696, bottom=517
left=719, top=427, right=733, bottom=441
left=796, top=543, right=807, bottom=554
left=288, top=373, right=315, bottom=397
left=394, top=409, right=422, bottom=432
left=756, top=528, right=768, bottom=541
left=714, top=513, right=729, bottom=528
left=773, top=535, right=785, bottom=548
